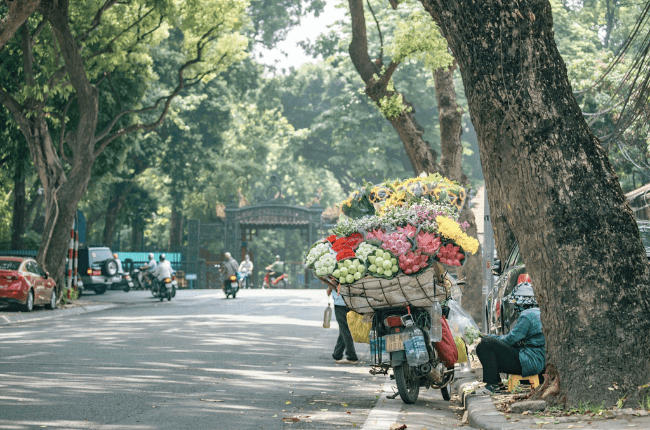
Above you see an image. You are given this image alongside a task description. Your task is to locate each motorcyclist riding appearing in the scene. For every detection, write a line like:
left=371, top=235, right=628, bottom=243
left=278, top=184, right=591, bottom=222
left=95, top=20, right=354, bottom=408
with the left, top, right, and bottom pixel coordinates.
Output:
left=140, top=253, right=157, bottom=287
left=222, top=252, right=239, bottom=289
left=264, top=255, right=284, bottom=289
left=151, top=254, right=173, bottom=294
left=238, top=255, right=253, bottom=289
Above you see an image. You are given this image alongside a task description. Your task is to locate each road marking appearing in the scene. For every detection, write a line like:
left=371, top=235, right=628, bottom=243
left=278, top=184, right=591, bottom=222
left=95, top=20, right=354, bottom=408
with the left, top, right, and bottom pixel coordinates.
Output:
left=2, top=351, right=50, bottom=360
left=362, top=379, right=402, bottom=430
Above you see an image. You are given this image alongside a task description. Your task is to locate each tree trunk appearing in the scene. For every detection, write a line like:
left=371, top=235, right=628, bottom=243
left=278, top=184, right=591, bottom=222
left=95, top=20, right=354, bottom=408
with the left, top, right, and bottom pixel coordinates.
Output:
left=421, top=0, right=650, bottom=406
left=434, top=63, right=484, bottom=321
left=435, top=64, right=463, bottom=182
left=169, top=199, right=183, bottom=252
left=11, top=148, right=27, bottom=249
left=103, top=182, right=131, bottom=246
left=347, top=0, right=439, bottom=175
left=0, top=0, right=40, bottom=53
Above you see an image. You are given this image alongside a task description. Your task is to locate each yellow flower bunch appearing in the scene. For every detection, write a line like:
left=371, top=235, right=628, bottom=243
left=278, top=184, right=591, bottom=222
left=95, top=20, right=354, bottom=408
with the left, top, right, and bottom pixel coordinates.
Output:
left=435, top=216, right=480, bottom=254
left=340, top=190, right=359, bottom=208
left=378, top=190, right=407, bottom=214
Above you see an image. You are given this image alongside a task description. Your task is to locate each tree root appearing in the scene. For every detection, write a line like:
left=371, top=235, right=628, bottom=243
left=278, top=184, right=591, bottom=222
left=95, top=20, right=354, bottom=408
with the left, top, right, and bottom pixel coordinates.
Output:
left=530, top=365, right=561, bottom=402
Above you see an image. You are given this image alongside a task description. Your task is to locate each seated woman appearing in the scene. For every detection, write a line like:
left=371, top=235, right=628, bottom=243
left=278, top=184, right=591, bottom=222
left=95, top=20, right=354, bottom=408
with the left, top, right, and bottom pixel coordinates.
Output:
left=477, top=282, right=545, bottom=393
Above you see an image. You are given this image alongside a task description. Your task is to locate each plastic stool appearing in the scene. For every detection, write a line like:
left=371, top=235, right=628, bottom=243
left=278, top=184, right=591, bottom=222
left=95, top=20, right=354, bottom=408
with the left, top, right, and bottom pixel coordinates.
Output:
left=507, top=374, right=540, bottom=392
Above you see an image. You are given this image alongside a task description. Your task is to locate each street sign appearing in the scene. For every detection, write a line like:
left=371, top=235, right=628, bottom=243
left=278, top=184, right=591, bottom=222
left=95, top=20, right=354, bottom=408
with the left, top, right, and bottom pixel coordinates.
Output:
left=185, top=273, right=197, bottom=280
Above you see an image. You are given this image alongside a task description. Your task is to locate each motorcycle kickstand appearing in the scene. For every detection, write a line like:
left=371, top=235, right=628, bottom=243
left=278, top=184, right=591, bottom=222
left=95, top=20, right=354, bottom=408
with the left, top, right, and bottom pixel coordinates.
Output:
left=386, top=391, right=400, bottom=400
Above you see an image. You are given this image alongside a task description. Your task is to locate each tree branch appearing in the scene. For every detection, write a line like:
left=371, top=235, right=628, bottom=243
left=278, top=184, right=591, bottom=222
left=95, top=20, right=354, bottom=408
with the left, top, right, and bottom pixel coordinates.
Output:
left=30, top=18, right=47, bottom=46
left=347, top=0, right=381, bottom=83
left=49, top=0, right=99, bottom=153
left=21, top=24, right=36, bottom=87
left=92, top=24, right=224, bottom=157
left=76, top=0, right=121, bottom=42
left=57, top=98, right=73, bottom=164
left=0, top=0, right=41, bottom=53
left=82, top=7, right=155, bottom=61
left=365, top=0, right=383, bottom=62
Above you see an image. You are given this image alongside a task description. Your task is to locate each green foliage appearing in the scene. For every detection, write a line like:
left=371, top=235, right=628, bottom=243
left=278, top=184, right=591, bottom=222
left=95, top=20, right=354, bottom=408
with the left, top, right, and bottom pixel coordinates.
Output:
left=378, top=92, right=411, bottom=119
left=385, top=9, right=452, bottom=72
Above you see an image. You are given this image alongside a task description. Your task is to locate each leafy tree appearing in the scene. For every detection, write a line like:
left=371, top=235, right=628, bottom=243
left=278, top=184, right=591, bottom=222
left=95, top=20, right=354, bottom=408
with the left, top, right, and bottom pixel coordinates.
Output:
left=0, top=0, right=248, bottom=290
left=422, top=0, right=650, bottom=406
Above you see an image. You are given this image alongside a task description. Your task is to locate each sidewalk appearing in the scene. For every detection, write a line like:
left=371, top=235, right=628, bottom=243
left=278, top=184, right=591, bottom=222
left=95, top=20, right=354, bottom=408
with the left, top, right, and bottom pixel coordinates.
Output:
left=0, top=301, right=118, bottom=326
left=453, top=365, right=650, bottom=429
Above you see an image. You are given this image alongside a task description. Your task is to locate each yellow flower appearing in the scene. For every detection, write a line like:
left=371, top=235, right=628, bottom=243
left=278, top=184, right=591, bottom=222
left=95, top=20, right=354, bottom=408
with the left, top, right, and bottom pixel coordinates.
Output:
left=436, top=216, right=479, bottom=254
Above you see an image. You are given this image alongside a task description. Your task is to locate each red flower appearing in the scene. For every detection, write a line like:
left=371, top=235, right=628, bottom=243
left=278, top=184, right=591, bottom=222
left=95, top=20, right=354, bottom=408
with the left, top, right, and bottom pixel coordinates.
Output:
left=336, top=249, right=356, bottom=261
left=326, top=235, right=337, bottom=243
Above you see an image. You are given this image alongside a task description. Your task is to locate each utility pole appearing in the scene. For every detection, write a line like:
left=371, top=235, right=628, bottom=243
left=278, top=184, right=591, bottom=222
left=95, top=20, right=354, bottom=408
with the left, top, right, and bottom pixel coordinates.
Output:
left=482, top=188, right=495, bottom=333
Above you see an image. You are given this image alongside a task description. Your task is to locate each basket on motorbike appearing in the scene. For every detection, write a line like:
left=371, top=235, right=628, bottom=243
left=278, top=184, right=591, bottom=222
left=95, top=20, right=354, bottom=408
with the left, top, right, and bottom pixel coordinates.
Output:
left=332, top=265, right=450, bottom=315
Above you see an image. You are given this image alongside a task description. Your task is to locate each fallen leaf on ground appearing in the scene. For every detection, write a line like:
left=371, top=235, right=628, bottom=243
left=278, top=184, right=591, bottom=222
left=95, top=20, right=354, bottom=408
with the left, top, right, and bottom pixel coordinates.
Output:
left=389, top=424, right=407, bottom=430
left=199, top=399, right=224, bottom=402
left=347, top=411, right=351, bottom=414
left=286, top=401, right=291, bottom=404
left=321, top=409, right=328, bottom=411
left=342, top=403, right=348, bottom=407
left=272, top=415, right=277, bottom=417
left=282, top=417, right=300, bottom=423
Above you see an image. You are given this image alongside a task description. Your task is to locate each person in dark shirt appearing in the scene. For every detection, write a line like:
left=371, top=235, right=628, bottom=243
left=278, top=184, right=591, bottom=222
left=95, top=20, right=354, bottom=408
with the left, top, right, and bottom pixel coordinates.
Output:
left=477, top=282, right=545, bottom=393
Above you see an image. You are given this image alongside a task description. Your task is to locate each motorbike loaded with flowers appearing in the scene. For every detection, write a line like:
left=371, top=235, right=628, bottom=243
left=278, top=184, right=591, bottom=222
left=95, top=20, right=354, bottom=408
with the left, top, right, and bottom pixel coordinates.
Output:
left=305, top=174, right=480, bottom=404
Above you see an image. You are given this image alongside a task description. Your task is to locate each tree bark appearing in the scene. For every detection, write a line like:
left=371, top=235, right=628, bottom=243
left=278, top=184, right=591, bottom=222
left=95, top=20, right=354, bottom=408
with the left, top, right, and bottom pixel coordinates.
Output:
left=169, top=198, right=183, bottom=252
left=11, top=158, right=26, bottom=250
left=421, top=0, right=650, bottom=406
left=433, top=62, right=484, bottom=321
left=347, top=0, right=439, bottom=175
left=0, top=0, right=40, bottom=53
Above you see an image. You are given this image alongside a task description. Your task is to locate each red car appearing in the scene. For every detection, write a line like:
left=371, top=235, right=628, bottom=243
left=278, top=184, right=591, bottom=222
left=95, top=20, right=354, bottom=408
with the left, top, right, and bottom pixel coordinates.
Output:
left=0, top=256, right=57, bottom=312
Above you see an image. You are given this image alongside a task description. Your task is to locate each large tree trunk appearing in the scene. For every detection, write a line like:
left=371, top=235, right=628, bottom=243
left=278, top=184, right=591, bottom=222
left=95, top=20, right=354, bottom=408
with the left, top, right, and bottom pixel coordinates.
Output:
left=347, top=0, right=439, bottom=175
left=421, top=0, right=650, bottom=406
left=0, top=0, right=40, bottom=53
left=434, top=63, right=484, bottom=321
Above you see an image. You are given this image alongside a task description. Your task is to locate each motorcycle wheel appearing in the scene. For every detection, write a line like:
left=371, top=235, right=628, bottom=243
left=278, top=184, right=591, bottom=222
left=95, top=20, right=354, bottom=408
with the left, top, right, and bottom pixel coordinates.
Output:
left=232, top=292, right=237, bottom=299
left=394, top=364, right=420, bottom=404
left=160, top=295, right=164, bottom=302
left=172, top=287, right=176, bottom=297
left=441, top=383, right=451, bottom=401
left=123, top=285, right=130, bottom=292
left=167, top=293, right=172, bottom=301
left=279, top=279, right=287, bottom=288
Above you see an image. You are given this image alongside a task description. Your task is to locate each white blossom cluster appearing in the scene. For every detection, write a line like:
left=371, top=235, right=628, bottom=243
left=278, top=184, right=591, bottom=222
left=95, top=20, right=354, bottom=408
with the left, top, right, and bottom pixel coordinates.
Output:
left=355, top=242, right=378, bottom=262
left=305, top=242, right=331, bottom=267
left=314, top=253, right=336, bottom=277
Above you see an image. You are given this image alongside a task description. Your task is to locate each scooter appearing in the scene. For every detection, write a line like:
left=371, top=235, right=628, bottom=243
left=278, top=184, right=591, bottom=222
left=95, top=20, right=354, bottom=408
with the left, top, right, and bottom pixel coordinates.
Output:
left=263, top=270, right=287, bottom=288
left=224, top=274, right=239, bottom=298
left=368, top=304, right=455, bottom=404
left=153, top=276, right=177, bottom=301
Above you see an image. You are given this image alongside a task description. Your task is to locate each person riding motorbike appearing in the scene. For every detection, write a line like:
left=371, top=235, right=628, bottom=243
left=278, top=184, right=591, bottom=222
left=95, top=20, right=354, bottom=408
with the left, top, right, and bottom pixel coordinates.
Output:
left=264, top=255, right=284, bottom=288
left=139, top=253, right=157, bottom=287
left=222, top=252, right=239, bottom=289
left=151, top=254, right=173, bottom=294
left=238, top=255, right=253, bottom=289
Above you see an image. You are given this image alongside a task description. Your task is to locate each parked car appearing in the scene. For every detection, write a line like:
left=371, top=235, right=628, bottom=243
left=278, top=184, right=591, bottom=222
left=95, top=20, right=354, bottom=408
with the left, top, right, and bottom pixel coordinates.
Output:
left=77, top=247, right=120, bottom=295
left=486, top=220, right=650, bottom=335
left=0, top=256, right=57, bottom=311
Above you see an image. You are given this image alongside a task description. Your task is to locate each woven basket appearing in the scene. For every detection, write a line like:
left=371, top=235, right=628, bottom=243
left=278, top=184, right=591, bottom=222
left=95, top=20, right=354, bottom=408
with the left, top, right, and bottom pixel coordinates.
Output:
left=328, top=265, right=450, bottom=314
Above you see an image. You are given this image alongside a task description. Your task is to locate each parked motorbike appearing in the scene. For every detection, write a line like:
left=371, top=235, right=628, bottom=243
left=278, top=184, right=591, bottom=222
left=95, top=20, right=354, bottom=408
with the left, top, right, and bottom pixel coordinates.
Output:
left=368, top=304, right=455, bottom=404
left=224, top=274, right=239, bottom=299
left=263, top=270, right=287, bottom=288
left=114, top=272, right=134, bottom=292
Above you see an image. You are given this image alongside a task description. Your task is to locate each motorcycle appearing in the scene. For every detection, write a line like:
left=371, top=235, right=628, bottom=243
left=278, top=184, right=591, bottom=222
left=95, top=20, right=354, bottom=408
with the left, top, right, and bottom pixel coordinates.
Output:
left=224, top=274, right=239, bottom=299
left=114, top=272, right=134, bottom=292
left=263, top=270, right=287, bottom=288
left=151, top=273, right=178, bottom=299
left=368, top=304, right=455, bottom=404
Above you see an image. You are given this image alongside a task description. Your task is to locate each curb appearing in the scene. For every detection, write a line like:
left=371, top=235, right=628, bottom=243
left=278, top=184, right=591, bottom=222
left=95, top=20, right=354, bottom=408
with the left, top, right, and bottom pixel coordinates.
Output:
left=0, top=304, right=118, bottom=326
left=454, top=374, right=511, bottom=430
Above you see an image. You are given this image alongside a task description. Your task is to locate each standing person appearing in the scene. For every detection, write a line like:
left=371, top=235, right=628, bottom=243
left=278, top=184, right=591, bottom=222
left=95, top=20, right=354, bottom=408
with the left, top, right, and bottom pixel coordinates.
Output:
left=326, top=283, right=358, bottom=364
left=475, top=283, right=545, bottom=393
left=222, top=252, right=239, bottom=289
left=238, top=255, right=254, bottom=289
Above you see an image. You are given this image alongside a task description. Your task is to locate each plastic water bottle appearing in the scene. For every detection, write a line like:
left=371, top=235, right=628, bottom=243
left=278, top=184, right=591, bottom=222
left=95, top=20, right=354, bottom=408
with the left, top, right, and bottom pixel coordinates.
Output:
left=404, top=318, right=429, bottom=366
left=380, top=336, right=389, bottom=364
left=430, top=298, right=443, bottom=342
left=323, top=303, right=332, bottom=329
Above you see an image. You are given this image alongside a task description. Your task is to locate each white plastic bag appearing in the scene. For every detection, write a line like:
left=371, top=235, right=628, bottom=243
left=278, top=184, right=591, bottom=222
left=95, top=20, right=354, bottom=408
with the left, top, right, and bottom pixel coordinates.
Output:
left=446, top=299, right=480, bottom=344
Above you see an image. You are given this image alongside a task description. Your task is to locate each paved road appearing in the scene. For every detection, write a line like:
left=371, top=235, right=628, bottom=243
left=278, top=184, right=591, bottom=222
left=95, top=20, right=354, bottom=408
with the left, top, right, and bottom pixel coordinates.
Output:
left=0, top=290, right=467, bottom=429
